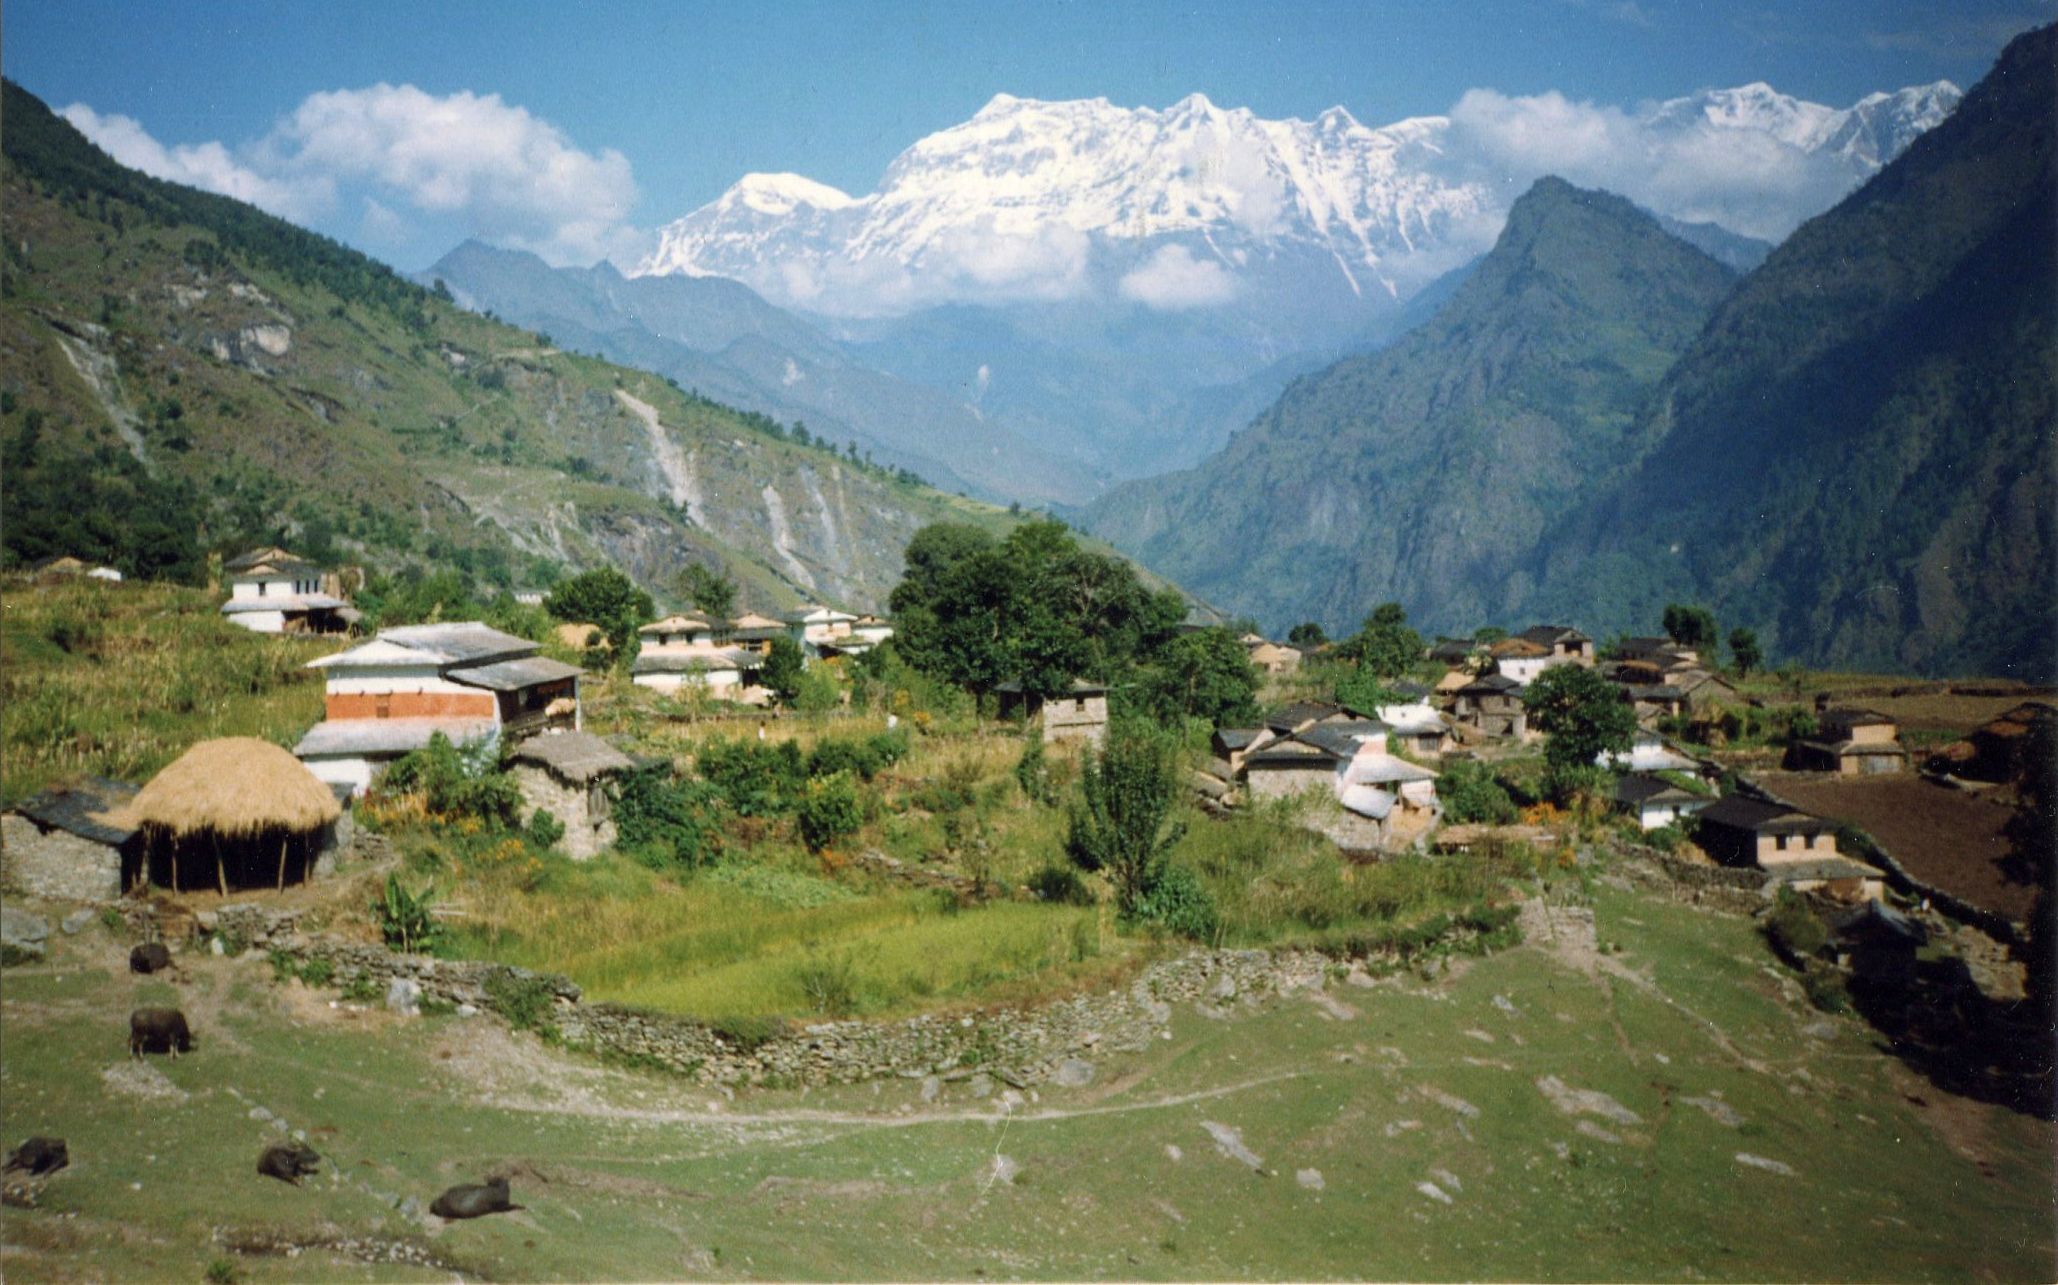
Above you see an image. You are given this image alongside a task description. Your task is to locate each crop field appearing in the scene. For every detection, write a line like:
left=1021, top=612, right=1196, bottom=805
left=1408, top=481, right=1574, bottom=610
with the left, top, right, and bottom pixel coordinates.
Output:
left=1763, top=773, right=2032, bottom=920
left=3, top=876, right=2052, bottom=1282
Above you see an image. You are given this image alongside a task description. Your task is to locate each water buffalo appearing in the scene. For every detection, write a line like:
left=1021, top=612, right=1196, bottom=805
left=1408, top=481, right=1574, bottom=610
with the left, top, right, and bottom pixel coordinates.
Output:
left=3, top=1137, right=68, bottom=1177
left=128, top=1007, right=192, bottom=1058
left=430, top=1175, right=522, bottom=1219
left=129, top=942, right=174, bottom=974
left=256, top=1142, right=321, bottom=1185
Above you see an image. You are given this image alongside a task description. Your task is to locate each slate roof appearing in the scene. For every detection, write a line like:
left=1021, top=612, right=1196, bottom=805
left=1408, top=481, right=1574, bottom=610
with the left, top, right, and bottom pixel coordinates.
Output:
left=994, top=678, right=1108, bottom=695
left=14, top=777, right=140, bottom=845
left=510, top=731, right=634, bottom=783
left=1819, top=706, right=1896, bottom=732
left=293, top=718, right=497, bottom=758
left=223, top=546, right=301, bottom=571
left=1339, top=783, right=1395, bottom=820
left=1696, top=795, right=1833, bottom=835
left=1613, top=775, right=1706, bottom=807
left=1212, top=728, right=1265, bottom=751
left=221, top=593, right=348, bottom=614
left=375, top=623, right=536, bottom=664
left=633, top=647, right=762, bottom=674
left=1518, top=625, right=1590, bottom=647
left=454, top=656, right=583, bottom=691
left=641, top=615, right=712, bottom=635
left=1458, top=674, right=1525, bottom=696
left=1761, top=855, right=1886, bottom=883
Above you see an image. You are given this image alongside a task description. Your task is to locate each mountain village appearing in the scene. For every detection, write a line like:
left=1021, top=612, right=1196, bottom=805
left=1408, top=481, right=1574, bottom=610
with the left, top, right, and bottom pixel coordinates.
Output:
left=0, top=14, right=2052, bottom=1283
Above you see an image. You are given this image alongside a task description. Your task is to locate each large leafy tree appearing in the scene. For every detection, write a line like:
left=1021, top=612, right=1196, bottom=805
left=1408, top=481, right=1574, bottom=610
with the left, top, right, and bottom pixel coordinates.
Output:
left=678, top=563, right=736, bottom=619
left=1065, top=724, right=1188, bottom=913
left=545, top=567, right=654, bottom=659
left=1136, top=628, right=1260, bottom=727
left=1336, top=602, right=1423, bottom=682
left=1663, top=603, right=1719, bottom=652
left=1524, top=663, right=1638, bottom=771
left=1728, top=627, right=1763, bottom=677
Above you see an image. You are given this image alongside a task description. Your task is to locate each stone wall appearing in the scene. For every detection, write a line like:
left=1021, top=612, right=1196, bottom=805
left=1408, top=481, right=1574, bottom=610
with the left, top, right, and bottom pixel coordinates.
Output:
left=0, top=815, right=124, bottom=902
left=509, top=765, right=615, bottom=862
left=272, top=935, right=1337, bottom=1088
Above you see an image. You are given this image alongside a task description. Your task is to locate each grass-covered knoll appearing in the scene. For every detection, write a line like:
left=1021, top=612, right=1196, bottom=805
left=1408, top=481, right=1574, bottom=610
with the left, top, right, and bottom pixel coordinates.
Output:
left=3, top=871, right=2050, bottom=1281
left=0, top=577, right=335, bottom=806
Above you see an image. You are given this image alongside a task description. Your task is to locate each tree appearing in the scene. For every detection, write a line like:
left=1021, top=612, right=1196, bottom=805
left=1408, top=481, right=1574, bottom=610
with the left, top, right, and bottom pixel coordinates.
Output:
left=1065, top=724, right=1189, bottom=915
left=1728, top=627, right=1762, bottom=677
left=1133, top=628, right=1260, bottom=727
left=1662, top=603, right=1719, bottom=653
left=679, top=563, right=736, bottom=619
left=1333, top=663, right=1399, bottom=715
left=1336, top=602, right=1422, bottom=682
left=1523, top=663, right=1638, bottom=773
left=545, top=567, right=654, bottom=658
left=762, top=635, right=806, bottom=706
left=1287, top=621, right=1328, bottom=649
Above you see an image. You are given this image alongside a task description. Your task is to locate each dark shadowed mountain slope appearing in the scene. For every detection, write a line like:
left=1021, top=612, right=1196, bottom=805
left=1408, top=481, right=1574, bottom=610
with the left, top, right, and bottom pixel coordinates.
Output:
left=1518, top=24, right=2056, bottom=678
left=1082, top=177, right=1737, bottom=635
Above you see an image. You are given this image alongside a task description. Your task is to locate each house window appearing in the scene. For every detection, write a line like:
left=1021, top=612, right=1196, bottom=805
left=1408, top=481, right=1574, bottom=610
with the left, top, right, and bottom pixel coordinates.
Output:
left=1774, top=834, right=1788, bottom=851
left=1075, top=698, right=1087, bottom=713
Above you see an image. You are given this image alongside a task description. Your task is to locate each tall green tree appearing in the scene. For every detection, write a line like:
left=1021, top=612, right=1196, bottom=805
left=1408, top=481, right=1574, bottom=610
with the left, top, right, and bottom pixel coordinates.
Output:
left=1135, top=628, right=1260, bottom=727
left=679, top=563, right=736, bottom=619
left=762, top=635, right=806, bottom=706
left=1523, top=663, right=1638, bottom=772
left=1337, top=602, right=1423, bottom=681
left=1287, top=621, right=1328, bottom=648
left=1728, top=627, right=1762, bottom=677
left=1065, top=724, right=1188, bottom=914
left=1663, top=603, right=1719, bottom=653
left=546, top=566, right=655, bottom=660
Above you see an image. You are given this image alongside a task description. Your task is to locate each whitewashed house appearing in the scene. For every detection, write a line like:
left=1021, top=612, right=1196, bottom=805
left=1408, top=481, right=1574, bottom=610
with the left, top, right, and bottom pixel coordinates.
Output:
left=1611, top=775, right=1714, bottom=830
left=639, top=614, right=717, bottom=649
left=220, top=549, right=350, bottom=635
left=293, top=622, right=581, bottom=795
left=785, top=605, right=860, bottom=656
left=632, top=646, right=767, bottom=701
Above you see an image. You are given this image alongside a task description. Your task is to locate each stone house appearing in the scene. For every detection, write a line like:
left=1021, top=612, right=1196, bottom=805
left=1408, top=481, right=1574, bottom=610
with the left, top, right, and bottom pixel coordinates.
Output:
left=1245, top=639, right=1302, bottom=675
left=1673, top=668, right=1741, bottom=709
left=996, top=679, right=1109, bottom=745
left=509, top=732, right=635, bottom=861
left=1789, top=706, right=1908, bottom=775
left=1620, top=683, right=1688, bottom=726
left=639, top=614, right=716, bottom=649
left=1515, top=625, right=1595, bottom=667
left=632, top=646, right=768, bottom=702
left=1694, top=795, right=1884, bottom=899
left=1486, top=636, right=1553, bottom=686
left=220, top=549, right=351, bottom=635
left=1612, top=775, right=1714, bottom=831
left=1452, top=674, right=1528, bottom=739
left=1, top=777, right=142, bottom=900
left=722, top=613, right=789, bottom=655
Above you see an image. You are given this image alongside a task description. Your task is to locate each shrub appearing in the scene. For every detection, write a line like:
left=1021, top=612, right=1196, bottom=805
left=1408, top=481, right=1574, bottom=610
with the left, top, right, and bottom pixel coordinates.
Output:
left=1066, top=723, right=1187, bottom=914
left=526, top=807, right=566, bottom=852
left=709, top=1014, right=787, bottom=1050
left=796, top=770, right=863, bottom=854
left=696, top=738, right=805, bottom=816
left=1014, top=736, right=1051, bottom=804
left=794, top=950, right=860, bottom=1017
left=382, top=733, right=521, bottom=826
left=1766, top=887, right=1829, bottom=960
left=484, top=968, right=559, bottom=1035
left=1130, top=861, right=1219, bottom=942
left=1438, top=758, right=1519, bottom=824
left=1028, top=861, right=1093, bottom=905
left=612, top=766, right=724, bottom=868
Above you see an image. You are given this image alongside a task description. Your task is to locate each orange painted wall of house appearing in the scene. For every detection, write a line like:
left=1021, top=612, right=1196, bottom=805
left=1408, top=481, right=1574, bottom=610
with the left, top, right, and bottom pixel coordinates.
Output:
left=325, top=691, right=497, bottom=720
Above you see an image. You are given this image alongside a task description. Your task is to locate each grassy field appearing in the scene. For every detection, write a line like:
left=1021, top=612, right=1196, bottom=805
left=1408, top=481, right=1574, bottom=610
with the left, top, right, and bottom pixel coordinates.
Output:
left=0, top=577, right=337, bottom=806
left=3, top=873, right=2050, bottom=1282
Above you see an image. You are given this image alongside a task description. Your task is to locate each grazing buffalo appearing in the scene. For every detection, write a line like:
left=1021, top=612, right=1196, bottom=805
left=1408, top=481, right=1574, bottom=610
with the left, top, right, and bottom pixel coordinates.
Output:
left=430, top=1175, right=522, bottom=1220
left=3, top=1137, right=68, bottom=1177
left=128, top=1007, right=192, bottom=1058
left=256, top=1142, right=322, bottom=1185
left=129, top=943, right=174, bottom=974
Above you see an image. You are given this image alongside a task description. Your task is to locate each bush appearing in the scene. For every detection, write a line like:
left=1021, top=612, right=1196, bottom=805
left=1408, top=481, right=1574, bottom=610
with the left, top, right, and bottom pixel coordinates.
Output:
left=382, top=733, right=521, bottom=826
left=1766, top=887, right=1829, bottom=960
left=806, top=729, right=908, bottom=783
left=794, top=949, right=860, bottom=1017
left=483, top=968, right=559, bottom=1035
left=1438, top=758, right=1519, bottom=824
left=1130, top=861, right=1219, bottom=941
left=1014, top=736, right=1052, bottom=804
left=526, top=807, right=566, bottom=852
left=1028, top=861, right=1093, bottom=905
left=796, top=770, right=863, bottom=854
left=612, top=766, right=724, bottom=868
left=1066, top=723, right=1187, bottom=914
left=696, top=738, right=805, bottom=816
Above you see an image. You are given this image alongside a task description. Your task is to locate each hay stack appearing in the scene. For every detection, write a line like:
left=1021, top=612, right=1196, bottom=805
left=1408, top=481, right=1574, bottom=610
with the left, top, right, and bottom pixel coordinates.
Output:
left=125, top=738, right=338, bottom=837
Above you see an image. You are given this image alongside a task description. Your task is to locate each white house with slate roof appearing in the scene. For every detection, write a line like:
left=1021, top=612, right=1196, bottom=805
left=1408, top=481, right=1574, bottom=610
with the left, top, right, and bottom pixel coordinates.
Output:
left=293, top=623, right=583, bottom=794
left=220, top=552, right=350, bottom=634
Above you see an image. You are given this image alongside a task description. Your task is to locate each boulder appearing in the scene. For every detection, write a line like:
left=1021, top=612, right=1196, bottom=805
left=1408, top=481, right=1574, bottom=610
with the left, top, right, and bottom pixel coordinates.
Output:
left=1, top=908, right=50, bottom=962
left=386, top=978, right=422, bottom=1015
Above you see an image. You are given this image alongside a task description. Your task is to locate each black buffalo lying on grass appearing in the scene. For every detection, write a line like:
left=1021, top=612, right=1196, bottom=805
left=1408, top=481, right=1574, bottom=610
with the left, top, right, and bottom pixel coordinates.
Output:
left=128, top=1007, right=193, bottom=1058
left=431, top=1175, right=522, bottom=1219
left=3, top=1137, right=68, bottom=1177
left=129, top=943, right=174, bottom=974
left=257, top=1142, right=321, bottom=1185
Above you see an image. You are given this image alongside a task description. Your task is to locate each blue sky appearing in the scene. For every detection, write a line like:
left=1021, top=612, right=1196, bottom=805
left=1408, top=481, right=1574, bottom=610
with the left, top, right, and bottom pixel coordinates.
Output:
left=6, top=0, right=2047, bottom=269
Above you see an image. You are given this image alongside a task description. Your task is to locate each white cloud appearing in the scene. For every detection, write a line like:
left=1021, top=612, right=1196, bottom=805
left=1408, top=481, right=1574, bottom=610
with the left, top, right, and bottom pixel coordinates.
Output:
left=1118, top=244, right=1238, bottom=310
left=61, top=103, right=322, bottom=219
left=62, top=85, right=643, bottom=267
left=1440, top=87, right=1867, bottom=241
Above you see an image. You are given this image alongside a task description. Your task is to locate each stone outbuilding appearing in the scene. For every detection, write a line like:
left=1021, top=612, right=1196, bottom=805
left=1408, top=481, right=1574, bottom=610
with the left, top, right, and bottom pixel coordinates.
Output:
left=996, top=679, right=1109, bottom=745
left=1, top=777, right=142, bottom=901
left=508, top=731, right=635, bottom=861
left=1789, top=706, right=1908, bottom=775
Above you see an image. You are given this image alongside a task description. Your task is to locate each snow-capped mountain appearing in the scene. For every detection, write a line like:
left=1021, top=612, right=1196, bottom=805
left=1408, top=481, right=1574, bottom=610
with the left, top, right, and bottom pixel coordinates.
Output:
left=636, top=80, right=1959, bottom=321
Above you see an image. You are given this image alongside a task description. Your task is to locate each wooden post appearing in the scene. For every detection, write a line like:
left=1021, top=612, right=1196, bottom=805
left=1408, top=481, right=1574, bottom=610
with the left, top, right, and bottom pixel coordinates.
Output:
left=169, top=837, right=178, bottom=894
left=275, top=834, right=288, bottom=892
left=213, top=834, right=228, bottom=897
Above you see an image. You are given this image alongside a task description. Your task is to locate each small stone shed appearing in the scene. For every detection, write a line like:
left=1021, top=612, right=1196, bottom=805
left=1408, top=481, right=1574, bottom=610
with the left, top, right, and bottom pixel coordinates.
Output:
left=509, top=731, right=635, bottom=860
left=124, top=738, right=343, bottom=893
left=996, top=679, right=1109, bottom=745
left=1, top=777, right=142, bottom=901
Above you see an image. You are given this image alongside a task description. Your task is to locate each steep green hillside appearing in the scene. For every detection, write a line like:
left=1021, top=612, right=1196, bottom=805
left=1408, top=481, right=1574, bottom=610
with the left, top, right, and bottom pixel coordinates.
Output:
left=1522, top=24, right=2056, bottom=678
left=1084, top=178, right=1736, bottom=635
left=0, top=80, right=1010, bottom=611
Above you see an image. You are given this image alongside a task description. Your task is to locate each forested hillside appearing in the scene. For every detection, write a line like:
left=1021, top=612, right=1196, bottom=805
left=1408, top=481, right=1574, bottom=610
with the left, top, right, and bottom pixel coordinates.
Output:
left=1083, top=178, right=1736, bottom=634
left=0, top=80, right=1009, bottom=611
left=1518, top=23, right=2056, bottom=678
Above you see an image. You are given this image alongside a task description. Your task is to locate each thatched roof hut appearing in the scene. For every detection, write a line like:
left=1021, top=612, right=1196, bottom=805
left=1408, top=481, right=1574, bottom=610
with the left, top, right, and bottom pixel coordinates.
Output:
left=122, top=738, right=341, bottom=894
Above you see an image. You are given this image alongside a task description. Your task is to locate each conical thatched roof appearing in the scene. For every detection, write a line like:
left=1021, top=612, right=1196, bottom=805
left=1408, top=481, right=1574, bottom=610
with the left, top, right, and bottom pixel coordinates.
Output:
left=122, top=738, right=340, bottom=837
